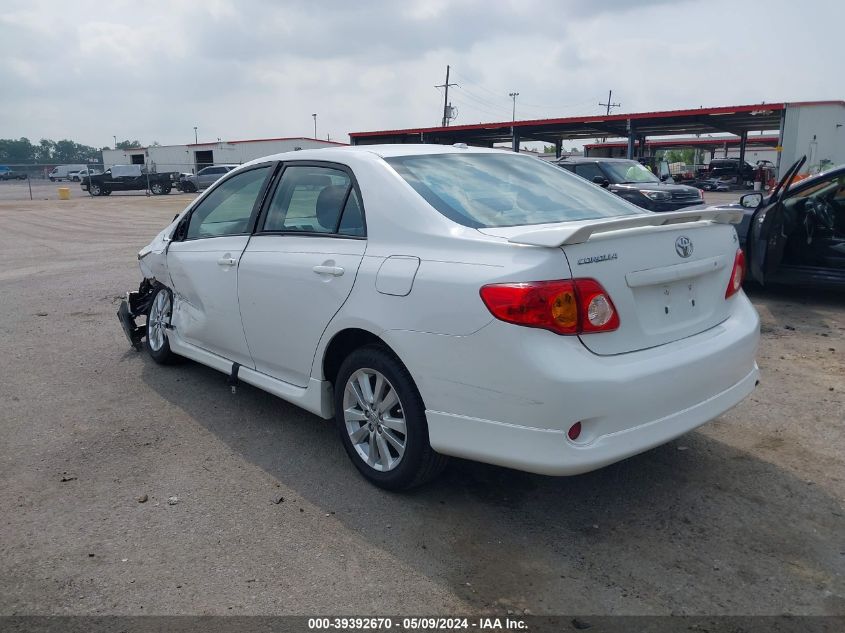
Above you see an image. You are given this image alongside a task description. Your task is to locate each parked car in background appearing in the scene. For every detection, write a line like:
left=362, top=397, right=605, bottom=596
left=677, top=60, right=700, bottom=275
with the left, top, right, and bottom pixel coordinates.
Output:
left=70, top=168, right=102, bottom=182
left=555, top=157, right=704, bottom=211
left=81, top=165, right=174, bottom=196
left=49, top=164, right=87, bottom=181
left=708, top=158, right=755, bottom=183
left=179, top=164, right=238, bottom=192
left=0, top=166, right=28, bottom=180
left=707, top=156, right=845, bottom=288
left=174, top=172, right=195, bottom=192
left=117, top=145, right=758, bottom=489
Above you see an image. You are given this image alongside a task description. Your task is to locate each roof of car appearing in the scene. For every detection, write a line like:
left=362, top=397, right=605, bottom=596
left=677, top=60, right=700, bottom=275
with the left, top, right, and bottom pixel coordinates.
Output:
left=237, top=143, right=521, bottom=169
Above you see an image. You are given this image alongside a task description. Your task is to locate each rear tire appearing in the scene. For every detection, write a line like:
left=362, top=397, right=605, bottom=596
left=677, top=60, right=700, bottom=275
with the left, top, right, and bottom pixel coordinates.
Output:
left=334, top=345, right=447, bottom=490
left=145, top=286, right=179, bottom=365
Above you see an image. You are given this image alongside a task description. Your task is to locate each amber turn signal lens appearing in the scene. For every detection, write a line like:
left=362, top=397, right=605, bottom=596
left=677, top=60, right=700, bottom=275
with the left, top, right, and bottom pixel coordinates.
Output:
left=550, top=290, right=578, bottom=330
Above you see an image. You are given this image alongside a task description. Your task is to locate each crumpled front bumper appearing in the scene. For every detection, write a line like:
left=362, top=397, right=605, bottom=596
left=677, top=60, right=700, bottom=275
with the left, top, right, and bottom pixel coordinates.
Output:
left=116, top=279, right=157, bottom=350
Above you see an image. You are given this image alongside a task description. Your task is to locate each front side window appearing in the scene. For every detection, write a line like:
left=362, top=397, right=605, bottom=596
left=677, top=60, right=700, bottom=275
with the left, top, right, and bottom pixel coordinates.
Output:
left=186, top=165, right=271, bottom=239
left=601, top=161, right=659, bottom=184
left=385, top=152, right=642, bottom=229
left=263, top=165, right=353, bottom=233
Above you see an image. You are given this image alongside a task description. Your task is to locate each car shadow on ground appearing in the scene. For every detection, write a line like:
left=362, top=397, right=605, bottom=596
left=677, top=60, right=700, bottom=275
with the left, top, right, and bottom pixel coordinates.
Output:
left=139, top=355, right=845, bottom=614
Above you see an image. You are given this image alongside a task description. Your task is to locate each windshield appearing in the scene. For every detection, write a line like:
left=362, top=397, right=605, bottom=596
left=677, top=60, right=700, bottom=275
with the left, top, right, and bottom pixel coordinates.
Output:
left=602, top=161, right=660, bottom=184
left=385, top=153, right=642, bottom=228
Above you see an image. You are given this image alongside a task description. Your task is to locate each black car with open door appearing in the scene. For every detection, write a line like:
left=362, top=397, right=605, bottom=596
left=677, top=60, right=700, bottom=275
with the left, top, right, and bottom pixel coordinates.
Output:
left=711, top=157, right=845, bottom=289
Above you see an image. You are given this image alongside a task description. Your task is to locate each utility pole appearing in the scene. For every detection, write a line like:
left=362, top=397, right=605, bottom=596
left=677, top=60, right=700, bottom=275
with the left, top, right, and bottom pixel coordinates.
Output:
left=509, top=92, right=519, bottom=122
left=113, top=135, right=117, bottom=149
left=312, top=113, right=317, bottom=139
left=435, top=65, right=458, bottom=127
left=193, top=126, right=198, bottom=144
left=509, top=92, right=519, bottom=151
left=599, top=90, right=620, bottom=116
left=598, top=90, right=621, bottom=142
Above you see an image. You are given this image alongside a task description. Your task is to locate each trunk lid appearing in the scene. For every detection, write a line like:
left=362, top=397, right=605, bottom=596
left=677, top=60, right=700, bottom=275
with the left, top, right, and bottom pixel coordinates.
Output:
left=479, top=210, right=742, bottom=355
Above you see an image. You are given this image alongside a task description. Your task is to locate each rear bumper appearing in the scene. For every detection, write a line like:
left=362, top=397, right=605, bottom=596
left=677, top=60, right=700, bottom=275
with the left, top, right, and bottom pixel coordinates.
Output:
left=384, top=293, right=760, bottom=475
left=425, top=365, right=757, bottom=475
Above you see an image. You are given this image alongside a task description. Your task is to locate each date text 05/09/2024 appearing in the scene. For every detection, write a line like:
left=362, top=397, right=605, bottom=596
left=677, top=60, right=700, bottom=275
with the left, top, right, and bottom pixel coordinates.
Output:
left=307, top=617, right=528, bottom=630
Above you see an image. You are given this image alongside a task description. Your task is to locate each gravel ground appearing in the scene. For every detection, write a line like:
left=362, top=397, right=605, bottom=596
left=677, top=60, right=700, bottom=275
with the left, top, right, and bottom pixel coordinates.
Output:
left=0, top=194, right=842, bottom=616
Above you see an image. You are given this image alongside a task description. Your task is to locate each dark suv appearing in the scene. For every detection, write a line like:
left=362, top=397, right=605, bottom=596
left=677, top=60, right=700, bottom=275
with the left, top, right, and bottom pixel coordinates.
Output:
left=556, top=157, right=704, bottom=212
left=708, top=158, right=756, bottom=182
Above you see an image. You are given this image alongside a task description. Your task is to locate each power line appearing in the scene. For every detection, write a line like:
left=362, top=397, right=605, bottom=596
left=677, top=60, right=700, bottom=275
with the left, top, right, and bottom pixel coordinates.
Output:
left=451, top=86, right=512, bottom=116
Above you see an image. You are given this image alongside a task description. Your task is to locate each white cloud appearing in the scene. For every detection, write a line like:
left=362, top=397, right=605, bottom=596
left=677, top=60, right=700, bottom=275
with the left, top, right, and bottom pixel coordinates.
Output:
left=0, top=0, right=841, bottom=149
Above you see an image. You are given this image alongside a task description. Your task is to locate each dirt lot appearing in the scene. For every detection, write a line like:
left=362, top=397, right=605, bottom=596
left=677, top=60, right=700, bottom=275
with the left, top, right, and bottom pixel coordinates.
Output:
left=0, top=193, right=842, bottom=616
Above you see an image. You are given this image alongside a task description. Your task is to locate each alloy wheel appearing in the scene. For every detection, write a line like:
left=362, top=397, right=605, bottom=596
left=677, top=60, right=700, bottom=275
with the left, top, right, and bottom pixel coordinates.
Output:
left=343, top=368, right=407, bottom=472
left=147, top=290, right=171, bottom=352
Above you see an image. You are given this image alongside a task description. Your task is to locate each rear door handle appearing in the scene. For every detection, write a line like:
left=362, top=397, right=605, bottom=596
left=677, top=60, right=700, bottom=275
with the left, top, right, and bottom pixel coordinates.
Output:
left=217, top=257, right=238, bottom=267
left=312, top=265, right=344, bottom=277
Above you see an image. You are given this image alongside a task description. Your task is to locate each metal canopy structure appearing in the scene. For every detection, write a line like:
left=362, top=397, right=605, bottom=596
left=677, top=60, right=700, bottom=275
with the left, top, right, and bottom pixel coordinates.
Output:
left=584, top=135, right=780, bottom=158
left=350, top=101, right=845, bottom=174
left=352, top=103, right=785, bottom=144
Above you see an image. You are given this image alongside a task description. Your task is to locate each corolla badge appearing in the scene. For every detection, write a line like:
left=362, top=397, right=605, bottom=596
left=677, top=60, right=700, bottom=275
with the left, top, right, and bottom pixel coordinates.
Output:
left=675, top=236, right=694, bottom=258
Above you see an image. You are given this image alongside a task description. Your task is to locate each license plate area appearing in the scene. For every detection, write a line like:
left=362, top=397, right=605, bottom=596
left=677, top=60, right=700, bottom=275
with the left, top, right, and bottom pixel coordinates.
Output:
left=635, top=279, right=709, bottom=335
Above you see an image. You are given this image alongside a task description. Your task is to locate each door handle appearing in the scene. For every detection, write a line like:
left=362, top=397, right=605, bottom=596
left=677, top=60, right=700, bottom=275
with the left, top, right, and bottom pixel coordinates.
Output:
left=217, top=257, right=238, bottom=267
left=312, top=265, right=344, bottom=277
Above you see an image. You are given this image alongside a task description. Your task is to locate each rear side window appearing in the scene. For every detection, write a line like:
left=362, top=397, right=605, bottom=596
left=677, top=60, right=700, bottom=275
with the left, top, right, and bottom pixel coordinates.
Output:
left=574, top=163, right=605, bottom=182
left=263, top=165, right=361, bottom=235
left=385, top=153, right=641, bottom=228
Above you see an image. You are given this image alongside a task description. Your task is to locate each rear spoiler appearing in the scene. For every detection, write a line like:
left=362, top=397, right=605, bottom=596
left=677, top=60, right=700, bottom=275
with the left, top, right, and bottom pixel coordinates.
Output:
left=506, top=209, right=744, bottom=247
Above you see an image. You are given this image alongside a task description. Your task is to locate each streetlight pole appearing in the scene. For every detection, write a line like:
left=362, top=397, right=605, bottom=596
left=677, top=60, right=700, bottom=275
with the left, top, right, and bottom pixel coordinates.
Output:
left=509, top=92, right=519, bottom=152
left=312, top=114, right=317, bottom=139
left=193, top=127, right=198, bottom=144
left=113, top=135, right=117, bottom=149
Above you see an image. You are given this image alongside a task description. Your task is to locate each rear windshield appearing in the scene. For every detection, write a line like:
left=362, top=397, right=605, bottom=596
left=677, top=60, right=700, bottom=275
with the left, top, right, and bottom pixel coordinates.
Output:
left=385, top=153, right=643, bottom=228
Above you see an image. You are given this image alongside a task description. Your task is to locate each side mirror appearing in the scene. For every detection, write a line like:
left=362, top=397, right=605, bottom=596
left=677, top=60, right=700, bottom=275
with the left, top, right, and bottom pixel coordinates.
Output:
left=592, top=176, right=610, bottom=187
left=740, top=192, right=763, bottom=209
left=660, top=173, right=670, bottom=182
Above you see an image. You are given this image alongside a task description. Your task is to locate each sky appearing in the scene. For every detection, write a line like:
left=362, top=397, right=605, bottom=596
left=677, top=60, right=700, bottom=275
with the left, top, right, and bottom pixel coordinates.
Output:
left=1, top=0, right=842, bottom=150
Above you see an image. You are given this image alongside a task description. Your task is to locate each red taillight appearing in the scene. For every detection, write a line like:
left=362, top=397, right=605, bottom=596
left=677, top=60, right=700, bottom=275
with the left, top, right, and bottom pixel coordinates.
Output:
left=725, top=249, right=745, bottom=299
left=479, top=278, right=619, bottom=335
left=568, top=422, right=582, bottom=441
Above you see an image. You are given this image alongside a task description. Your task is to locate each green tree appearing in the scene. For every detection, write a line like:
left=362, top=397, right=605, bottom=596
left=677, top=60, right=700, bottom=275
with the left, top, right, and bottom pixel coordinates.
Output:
left=35, top=139, right=55, bottom=162
left=663, top=149, right=695, bottom=165
left=116, top=140, right=142, bottom=150
left=0, top=137, right=35, bottom=163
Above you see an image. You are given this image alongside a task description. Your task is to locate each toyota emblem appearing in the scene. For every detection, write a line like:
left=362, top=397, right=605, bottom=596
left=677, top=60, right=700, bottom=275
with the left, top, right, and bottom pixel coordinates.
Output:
left=675, top=236, right=693, bottom=258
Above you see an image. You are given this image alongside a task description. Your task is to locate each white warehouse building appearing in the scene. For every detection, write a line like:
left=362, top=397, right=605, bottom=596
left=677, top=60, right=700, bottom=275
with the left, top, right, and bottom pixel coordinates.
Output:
left=101, top=137, right=346, bottom=174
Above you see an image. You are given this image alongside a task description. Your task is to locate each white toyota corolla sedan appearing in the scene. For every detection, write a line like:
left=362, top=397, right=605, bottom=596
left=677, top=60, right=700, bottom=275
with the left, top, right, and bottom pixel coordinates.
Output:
left=118, top=144, right=760, bottom=489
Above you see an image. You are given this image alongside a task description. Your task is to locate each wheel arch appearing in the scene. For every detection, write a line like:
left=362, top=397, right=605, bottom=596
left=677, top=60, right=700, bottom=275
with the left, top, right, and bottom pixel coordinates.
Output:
left=320, top=327, right=402, bottom=387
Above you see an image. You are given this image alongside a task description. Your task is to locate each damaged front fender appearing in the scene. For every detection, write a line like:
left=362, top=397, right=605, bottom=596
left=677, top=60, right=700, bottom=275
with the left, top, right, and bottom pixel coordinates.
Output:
left=138, top=222, right=176, bottom=280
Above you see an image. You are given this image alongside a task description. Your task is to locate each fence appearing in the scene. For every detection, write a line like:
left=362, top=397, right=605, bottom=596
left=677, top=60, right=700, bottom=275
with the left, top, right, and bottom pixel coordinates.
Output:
left=0, top=162, right=244, bottom=202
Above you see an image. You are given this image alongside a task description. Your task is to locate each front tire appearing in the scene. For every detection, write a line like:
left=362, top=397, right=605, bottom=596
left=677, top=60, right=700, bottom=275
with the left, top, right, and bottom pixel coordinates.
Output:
left=89, top=182, right=102, bottom=196
left=145, top=286, right=179, bottom=364
left=335, top=345, right=447, bottom=490
left=150, top=181, right=166, bottom=195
